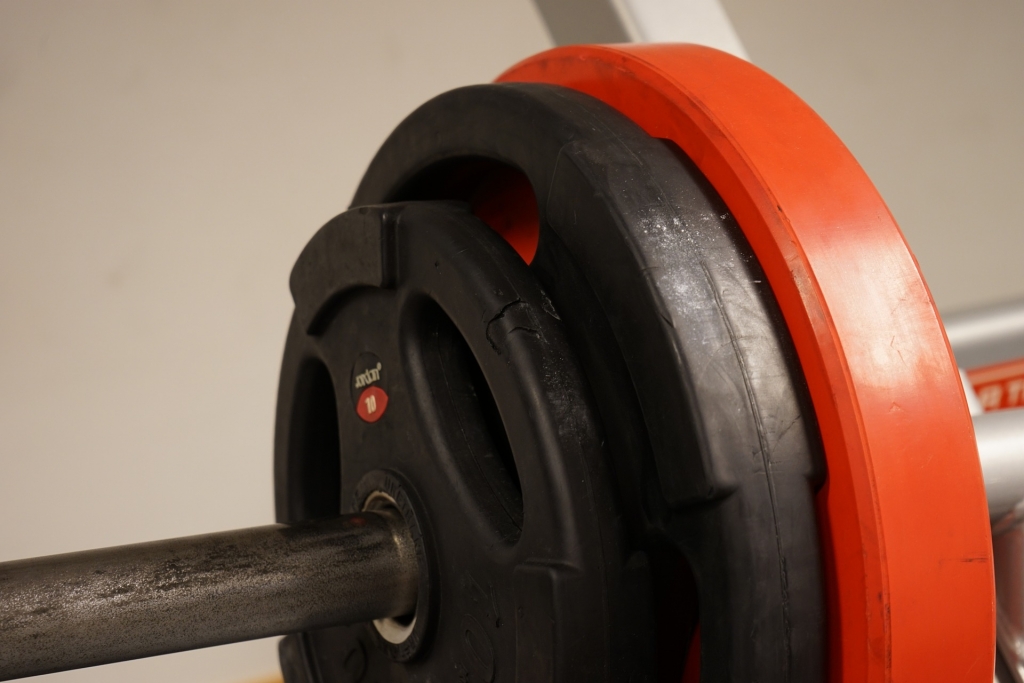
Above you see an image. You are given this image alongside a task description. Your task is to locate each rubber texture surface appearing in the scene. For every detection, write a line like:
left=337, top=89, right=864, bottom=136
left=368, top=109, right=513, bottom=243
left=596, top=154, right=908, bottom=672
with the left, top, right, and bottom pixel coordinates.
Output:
left=352, top=83, right=825, bottom=682
left=497, top=44, right=995, bottom=682
left=276, top=202, right=628, bottom=681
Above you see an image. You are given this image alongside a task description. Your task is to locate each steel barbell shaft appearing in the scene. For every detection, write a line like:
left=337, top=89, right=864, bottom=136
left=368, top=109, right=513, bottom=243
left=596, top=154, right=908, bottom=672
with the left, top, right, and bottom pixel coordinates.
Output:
left=0, top=511, right=418, bottom=681
left=945, top=298, right=1024, bottom=369
left=977, top=406, right=1024, bottom=521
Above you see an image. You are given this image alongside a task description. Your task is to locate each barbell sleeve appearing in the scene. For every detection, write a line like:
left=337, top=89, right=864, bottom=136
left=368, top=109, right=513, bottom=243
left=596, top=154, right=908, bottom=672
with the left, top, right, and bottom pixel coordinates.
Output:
left=0, top=511, right=418, bottom=681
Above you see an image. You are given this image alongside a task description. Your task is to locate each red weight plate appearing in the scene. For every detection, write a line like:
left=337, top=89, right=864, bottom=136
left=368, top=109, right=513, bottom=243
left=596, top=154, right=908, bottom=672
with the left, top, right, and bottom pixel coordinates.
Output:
left=499, top=45, right=994, bottom=682
left=468, top=165, right=540, bottom=264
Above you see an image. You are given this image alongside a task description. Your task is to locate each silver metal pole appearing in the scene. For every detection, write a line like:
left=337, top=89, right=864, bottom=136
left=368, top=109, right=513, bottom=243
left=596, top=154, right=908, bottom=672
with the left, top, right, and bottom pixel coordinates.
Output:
left=529, top=0, right=748, bottom=58
left=976, top=407, right=1024, bottom=521
left=945, top=298, right=1024, bottom=369
left=0, top=511, right=418, bottom=681
left=974, top=406, right=1024, bottom=682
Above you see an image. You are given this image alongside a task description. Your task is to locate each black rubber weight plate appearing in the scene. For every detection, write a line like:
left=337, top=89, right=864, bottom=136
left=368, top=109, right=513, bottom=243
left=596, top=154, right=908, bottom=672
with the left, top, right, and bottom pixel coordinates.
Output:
left=276, top=201, right=626, bottom=681
left=281, top=83, right=826, bottom=682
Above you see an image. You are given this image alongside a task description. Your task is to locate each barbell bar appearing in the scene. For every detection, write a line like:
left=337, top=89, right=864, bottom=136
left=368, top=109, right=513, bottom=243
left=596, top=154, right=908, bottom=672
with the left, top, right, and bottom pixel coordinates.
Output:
left=0, top=510, right=417, bottom=681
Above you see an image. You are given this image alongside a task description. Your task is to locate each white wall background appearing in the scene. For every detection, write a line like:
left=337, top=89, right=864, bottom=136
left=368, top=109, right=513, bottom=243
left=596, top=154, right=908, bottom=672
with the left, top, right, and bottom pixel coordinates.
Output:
left=0, top=2, right=1021, bottom=682
left=0, top=3, right=550, bottom=682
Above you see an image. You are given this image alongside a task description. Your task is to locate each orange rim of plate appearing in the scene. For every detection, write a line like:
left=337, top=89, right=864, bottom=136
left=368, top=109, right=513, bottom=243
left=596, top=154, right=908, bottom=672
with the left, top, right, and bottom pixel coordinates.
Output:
left=499, top=44, right=994, bottom=682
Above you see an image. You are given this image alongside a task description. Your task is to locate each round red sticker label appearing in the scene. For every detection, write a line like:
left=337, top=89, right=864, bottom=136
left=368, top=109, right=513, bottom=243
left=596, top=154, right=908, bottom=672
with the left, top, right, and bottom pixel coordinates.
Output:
left=356, top=386, right=389, bottom=423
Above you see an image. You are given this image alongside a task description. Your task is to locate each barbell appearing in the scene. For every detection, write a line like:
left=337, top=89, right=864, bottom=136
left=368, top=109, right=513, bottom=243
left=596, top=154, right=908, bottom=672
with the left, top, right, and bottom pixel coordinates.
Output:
left=2, top=44, right=1021, bottom=683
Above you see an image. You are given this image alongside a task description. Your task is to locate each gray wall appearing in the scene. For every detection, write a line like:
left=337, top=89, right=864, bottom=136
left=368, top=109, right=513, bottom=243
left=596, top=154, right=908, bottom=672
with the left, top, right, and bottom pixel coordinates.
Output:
left=0, top=3, right=550, bottom=682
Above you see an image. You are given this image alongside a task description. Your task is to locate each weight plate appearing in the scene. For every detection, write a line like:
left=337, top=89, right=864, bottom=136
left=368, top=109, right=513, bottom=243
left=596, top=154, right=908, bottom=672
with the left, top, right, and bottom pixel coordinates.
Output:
left=497, top=45, right=994, bottom=682
left=275, top=201, right=628, bottom=681
left=351, top=83, right=825, bottom=681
